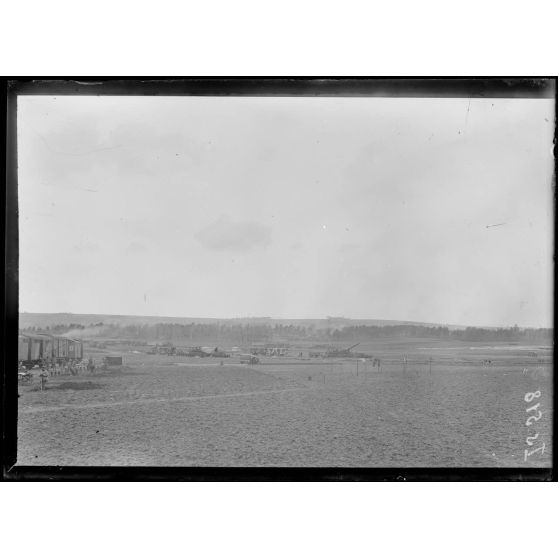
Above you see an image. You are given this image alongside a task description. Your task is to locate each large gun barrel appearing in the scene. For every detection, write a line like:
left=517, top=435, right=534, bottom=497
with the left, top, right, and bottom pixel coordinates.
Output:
left=345, top=342, right=361, bottom=351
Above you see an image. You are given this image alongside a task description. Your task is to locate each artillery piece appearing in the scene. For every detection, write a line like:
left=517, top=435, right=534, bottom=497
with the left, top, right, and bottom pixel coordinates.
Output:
left=325, top=342, right=361, bottom=358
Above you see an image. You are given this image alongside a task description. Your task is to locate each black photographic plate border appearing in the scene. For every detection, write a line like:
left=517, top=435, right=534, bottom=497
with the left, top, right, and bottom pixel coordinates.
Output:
left=2, top=77, right=555, bottom=481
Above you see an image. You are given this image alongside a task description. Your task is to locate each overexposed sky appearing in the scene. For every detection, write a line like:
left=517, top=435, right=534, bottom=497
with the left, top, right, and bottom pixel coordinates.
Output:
left=17, top=95, right=554, bottom=327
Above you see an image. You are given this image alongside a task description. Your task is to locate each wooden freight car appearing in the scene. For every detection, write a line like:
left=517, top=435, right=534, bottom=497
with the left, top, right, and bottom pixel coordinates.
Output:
left=52, top=336, right=84, bottom=363
left=54, top=336, right=69, bottom=359
left=67, top=338, right=84, bottom=360
left=39, top=334, right=54, bottom=361
left=18, top=334, right=33, bottom=365
left=18, top=332, right=84, bottom=368
left=18, top=333, right=49, bottom=368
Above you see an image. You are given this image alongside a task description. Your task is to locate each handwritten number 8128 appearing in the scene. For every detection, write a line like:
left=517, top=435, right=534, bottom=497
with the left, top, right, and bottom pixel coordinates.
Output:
left=523, top=389, right=545, bottom=462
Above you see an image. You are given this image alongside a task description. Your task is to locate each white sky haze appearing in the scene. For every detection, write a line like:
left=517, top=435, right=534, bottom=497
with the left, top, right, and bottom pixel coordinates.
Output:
left=17, top=95, right=554, bottom=327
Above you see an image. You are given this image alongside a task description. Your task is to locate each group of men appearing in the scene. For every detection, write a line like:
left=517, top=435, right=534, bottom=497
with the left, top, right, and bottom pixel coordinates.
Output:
left=18, top=357, right=97, bottom=378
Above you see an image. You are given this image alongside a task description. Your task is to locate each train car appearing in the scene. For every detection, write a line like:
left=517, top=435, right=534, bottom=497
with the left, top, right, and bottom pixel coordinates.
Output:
left=18, top=334, right=30, bottom=363
left=54, top=336, right=69, bottom=359
left=19, top=332, right=84, bottom=368
left=67, top=338, right=76, bottom=359
left=67, top=338, right=83, bottom=360
left=39, top=334, right=54, bottom=361
left=50, top=335, right=61, bottom=360
left=28, top=335, right=43, bottom=361
left=18, top=333, right=44, bottom=367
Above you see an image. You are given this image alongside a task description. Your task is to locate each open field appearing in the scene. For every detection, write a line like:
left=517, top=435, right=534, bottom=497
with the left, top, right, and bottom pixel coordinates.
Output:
left=17, top=340, right=552, bottom=467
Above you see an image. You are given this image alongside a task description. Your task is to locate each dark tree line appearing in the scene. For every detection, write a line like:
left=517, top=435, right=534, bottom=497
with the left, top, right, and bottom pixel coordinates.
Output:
left=22, top=323, right=92, bottom=333
left=21, top=321, right=553, bottom=344
left=327, top=324, right=552, bottom=343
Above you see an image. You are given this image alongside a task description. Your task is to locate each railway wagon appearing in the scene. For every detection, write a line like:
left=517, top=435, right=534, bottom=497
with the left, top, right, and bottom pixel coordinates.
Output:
left=27, top=334, right=43, bottom=361
left=40, top=334, right=54, bottom=361
left=18, top=332, right=84, bottom=368
left=55, top=336, right=69, bottom=359
left=18, top=334, right=32, bottom=363
left=18, top=333, right=47, bottom=367
left=67, top=338, right=83, bottom=359
left=52, top=336, right=83, bottom=362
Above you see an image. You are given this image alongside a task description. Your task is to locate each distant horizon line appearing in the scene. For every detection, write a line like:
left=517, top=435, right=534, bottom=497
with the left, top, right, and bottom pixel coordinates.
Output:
left=18, top=311, right=553, bottom=331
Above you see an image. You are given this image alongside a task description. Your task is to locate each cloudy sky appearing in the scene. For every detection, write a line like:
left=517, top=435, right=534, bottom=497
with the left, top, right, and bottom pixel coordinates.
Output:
left=18, top=95, right=554, bottom=327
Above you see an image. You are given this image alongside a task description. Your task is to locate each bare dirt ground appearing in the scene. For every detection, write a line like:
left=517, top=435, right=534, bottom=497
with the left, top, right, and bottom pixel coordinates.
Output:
left=17, top=344, right=553, bottom=467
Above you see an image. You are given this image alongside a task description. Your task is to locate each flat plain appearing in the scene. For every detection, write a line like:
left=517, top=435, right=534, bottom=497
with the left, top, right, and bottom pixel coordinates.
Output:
left=17, top=339, right=553, bottom=467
